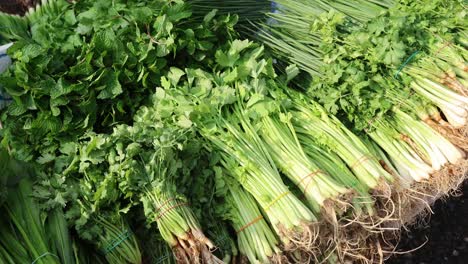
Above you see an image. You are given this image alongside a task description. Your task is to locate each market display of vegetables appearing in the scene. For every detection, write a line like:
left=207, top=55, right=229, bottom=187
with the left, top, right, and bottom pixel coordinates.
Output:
left=0, top=0, right=466, bottom=263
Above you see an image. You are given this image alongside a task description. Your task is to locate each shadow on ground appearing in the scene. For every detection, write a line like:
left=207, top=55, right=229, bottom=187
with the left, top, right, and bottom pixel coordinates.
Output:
left=388, top=181, right=468, bottom=264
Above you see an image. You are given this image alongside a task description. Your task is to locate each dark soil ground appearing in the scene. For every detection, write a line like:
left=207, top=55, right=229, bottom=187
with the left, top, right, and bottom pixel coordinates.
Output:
left=0, top=0, right=37, bottom=15
left=388, top=181, right=468, bottom=264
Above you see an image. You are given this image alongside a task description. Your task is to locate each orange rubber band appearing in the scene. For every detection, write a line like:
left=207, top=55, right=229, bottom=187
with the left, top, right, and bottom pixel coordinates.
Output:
left=434, top=41, right=452, bottom=57
left=351, top=155, right=375, bottom=169
left=237, top=191, right=291, bottom=234
left=298, top=170, right=323, bottom=185
left=156, top=198, right=177, bottom=212
left=364, top=116, right=380, bottom=133
left=295, top=170, right=324, bottom=201
left=236, top=215, right=264, bottom=234
left=156, top=202, right=189, bottom=221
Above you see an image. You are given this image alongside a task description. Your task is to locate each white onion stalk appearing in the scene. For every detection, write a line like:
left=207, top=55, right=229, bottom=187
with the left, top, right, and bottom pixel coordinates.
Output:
left=392, top=158, right=415, bottom=183
left=441, top=106, right=467, bottom=128
left=368, top=128, right=432, bottom=182
left=418, top=78, right=468, bottom=106
left=399, top=119, right=448, bottom=170
left=393, top=110, right=465, bottom=166
left=260, top=113, right=351, bottom=213
left=410, top=81, right=468, bottom=126
left=202, top=112, right=318, bottom=247
left=395, top=141, right=434, bottom=176
left=291, top=98, right=392, bottom=188
left=398, top=144, right=432, bottom=181
left=428, top=143, right=446, bottom=171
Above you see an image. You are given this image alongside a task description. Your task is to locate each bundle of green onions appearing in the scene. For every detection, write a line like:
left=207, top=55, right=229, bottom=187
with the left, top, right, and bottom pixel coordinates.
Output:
left=403, top=42, right=468, bottom=129
left=182, top=1, right=468, bottom=261
left=93, top=217, right=141, bottom=264
left=1, top=179, right=61, bottom=264
left=289, top=92, right=394, bottom=190
left=258, top=110, right=352, bottom=216
left=202, top=111, right=319, bottom=253
left=189, top=0, right=270, bottom=26
left=214, top=167, right=282, bottom=263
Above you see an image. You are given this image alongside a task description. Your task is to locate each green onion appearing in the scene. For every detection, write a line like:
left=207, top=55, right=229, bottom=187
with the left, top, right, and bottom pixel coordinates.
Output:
left=45, top=208, right=75, bottom=264
left=218, top=170, right=281, bottom=263
left=290, top=94, right=393, bottom=188
left=259, top=112, right=351, bottom=215
left=3, top=179, right=60, bottom=264
left=202, top=109, right=318, bottom=250
left=96, top=217, right=141, bottom=264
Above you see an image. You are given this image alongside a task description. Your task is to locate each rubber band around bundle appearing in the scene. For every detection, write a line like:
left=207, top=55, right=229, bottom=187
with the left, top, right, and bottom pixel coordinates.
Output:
left=237, top=191, right=291, bottom=234
left=236, top=215, right=265, bottom=234
left=264, top=191, right=291, bottom=211
left=394, top=51, right=421, bottom=79
left=434, top=41, right=453, bottom=57
left=430, top=32, right=455, bottom=57
left=156, top=197, right=177, bottom=212
left=350, top=155, right=376, bottom=169
left=31, top=252, right=59, bottom=264
left=302, top=175, right=316, bottom=197
left=393, top=89, right=416, bottom=111
left=298, top=170, right=324, bottom=199
left=298, top=170, right=323, bottom=185
left=104, top=229, right=132, bottom=254
left=156, top=202, right=189, bottom=221
left=364, top=115, right=381, bottom=133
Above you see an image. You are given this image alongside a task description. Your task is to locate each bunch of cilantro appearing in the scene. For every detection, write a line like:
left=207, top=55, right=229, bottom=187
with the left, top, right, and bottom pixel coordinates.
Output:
left=311, top=0, right=466, bottom=128
left=36, top=87, right=226, bottom=262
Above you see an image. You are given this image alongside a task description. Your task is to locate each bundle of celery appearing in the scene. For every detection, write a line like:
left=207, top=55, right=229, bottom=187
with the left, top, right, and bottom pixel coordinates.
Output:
left=141, top=166, right=221, bottom=263
left=57, top=95, right=223, bottom=263
left=203, top=111, right=319, bottom=250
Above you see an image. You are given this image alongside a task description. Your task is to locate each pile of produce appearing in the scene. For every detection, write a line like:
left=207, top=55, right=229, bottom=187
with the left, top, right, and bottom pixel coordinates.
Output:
left=0, top=0, right=466, bottom=263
